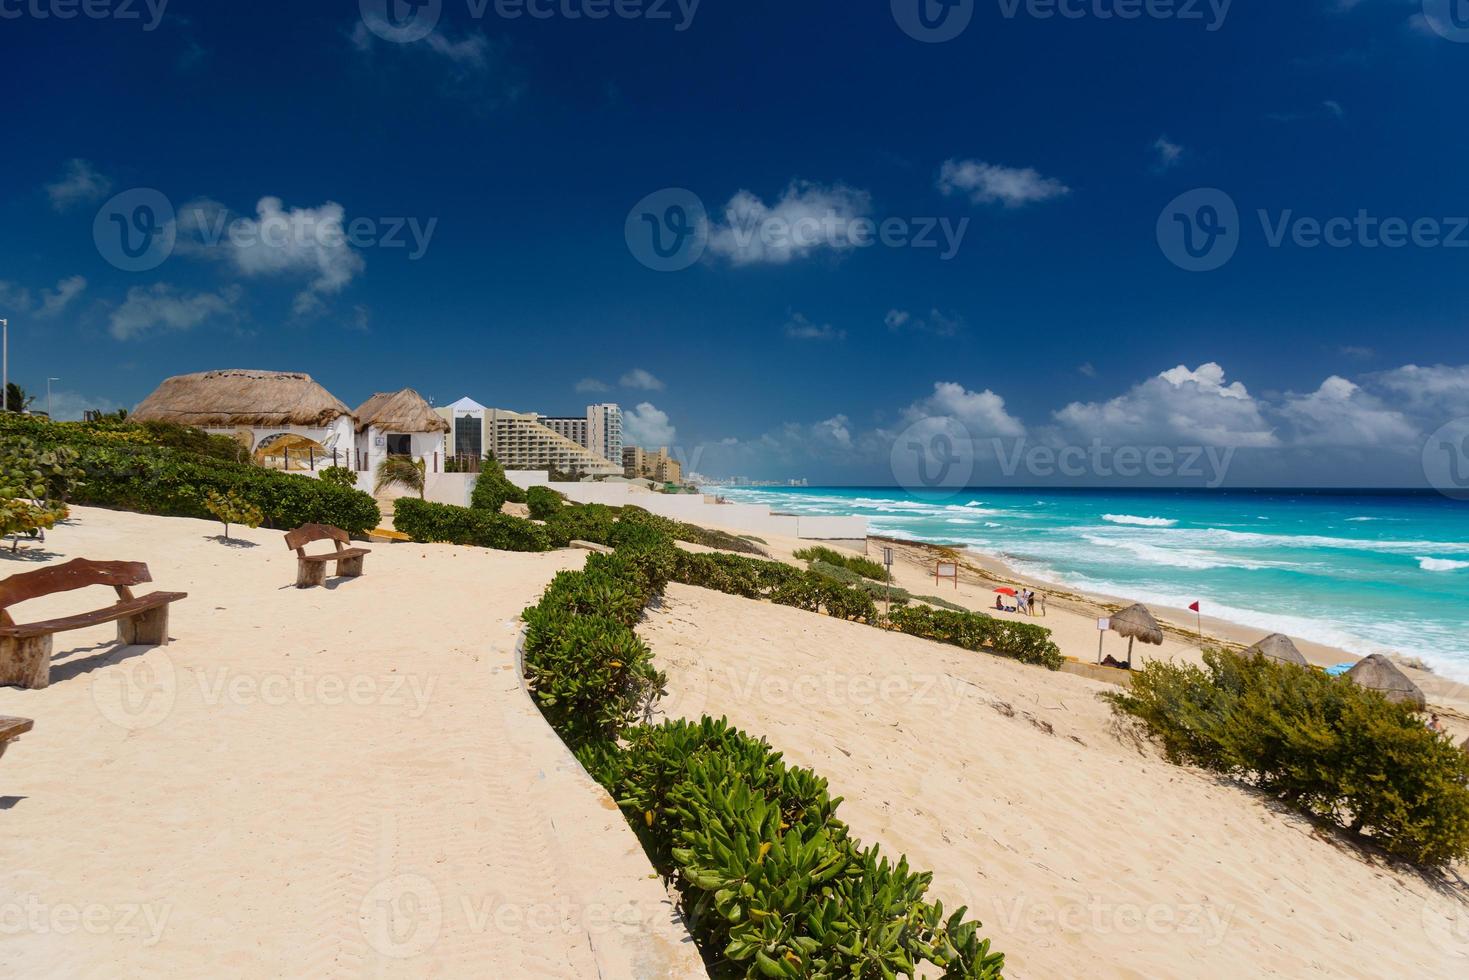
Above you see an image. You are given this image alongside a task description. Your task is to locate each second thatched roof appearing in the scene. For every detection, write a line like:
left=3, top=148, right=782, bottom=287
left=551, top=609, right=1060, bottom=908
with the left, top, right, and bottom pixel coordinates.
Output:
left=1345, top=654, right=1426, bottom=709
left=133, top=370, right=353, bottom=429
left=1247, top=633, right=1309, bottom=668
left=354, top=389, right=449, bottom=434
left=1109, top=604, right=1164, bottom=645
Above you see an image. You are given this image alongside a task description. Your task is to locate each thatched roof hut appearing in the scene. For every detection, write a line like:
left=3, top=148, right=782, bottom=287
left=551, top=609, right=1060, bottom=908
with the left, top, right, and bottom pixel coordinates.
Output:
left=1109, top=604, right=1164, bottom=646
left=354, top=389, right=449, bottom=433
left=1247, top=633, right=1308, bottom=668
left=1345, top=654, right=1426, bottom=709
left=132, top=370, right=353, bottom=429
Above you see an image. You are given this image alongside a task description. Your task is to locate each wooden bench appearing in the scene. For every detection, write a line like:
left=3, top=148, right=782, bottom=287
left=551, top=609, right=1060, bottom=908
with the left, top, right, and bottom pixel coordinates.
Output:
left=0, top=716, right=34, bottom=761
left=286, top=524, right=371, bottom=588
left=0, top=559, right=187, bottom=690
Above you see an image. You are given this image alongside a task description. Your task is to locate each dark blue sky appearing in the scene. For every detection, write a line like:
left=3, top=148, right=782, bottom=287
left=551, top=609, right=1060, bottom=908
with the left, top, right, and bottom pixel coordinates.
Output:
left=3, top=0, right=1467, bottom=484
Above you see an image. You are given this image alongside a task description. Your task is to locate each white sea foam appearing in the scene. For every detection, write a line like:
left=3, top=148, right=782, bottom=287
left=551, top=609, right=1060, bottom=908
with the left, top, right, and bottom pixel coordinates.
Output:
left=1418, top=557, right=1469, bottom=572
left=1102, top=514, right=1178, bottom=528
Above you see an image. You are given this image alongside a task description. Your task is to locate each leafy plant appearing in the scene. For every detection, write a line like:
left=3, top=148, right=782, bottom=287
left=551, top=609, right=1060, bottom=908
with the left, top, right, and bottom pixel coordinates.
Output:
left=1107, top=649, right=1469, bottom=868
left=392, top=497, right=550, bottom=552
left=374, top=455, right=426, bottom=499
left=318, top=466, right=358, bottom=490
left=0, top=438, right=81, bottom=549
left=469, top=455, right=528, bottom=511
left=204, top=488, right=264, bottom=541
left=4, top=382, right=35, bottom=413
left=526, top=485, right=566, bottom=521
left=795, top=545, right=888, bottom=581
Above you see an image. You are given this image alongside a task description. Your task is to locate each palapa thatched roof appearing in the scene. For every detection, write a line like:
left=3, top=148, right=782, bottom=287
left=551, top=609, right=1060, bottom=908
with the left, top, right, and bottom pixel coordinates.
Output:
left=133, top=370, right=353, bottom=429
left=1247, top=633, right=1309, bottom=668
left=1345, top=654, right=1426, bottom=709
left=354, top=389, right=449, bottom=434
left=1108, top=604, right=1164, bottom=645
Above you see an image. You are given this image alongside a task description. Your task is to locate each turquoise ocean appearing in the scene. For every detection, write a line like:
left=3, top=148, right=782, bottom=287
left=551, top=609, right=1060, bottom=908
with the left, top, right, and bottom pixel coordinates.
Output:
left=710, top=487, right=1469, bottom=681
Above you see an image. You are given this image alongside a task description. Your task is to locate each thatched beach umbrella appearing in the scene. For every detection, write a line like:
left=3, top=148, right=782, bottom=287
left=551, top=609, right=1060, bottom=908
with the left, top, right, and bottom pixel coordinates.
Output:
left=1106, top=604, right=1164, bottom=668
left=1246, top=633, right=1309, bottom=668
left=1344, top=654, right=1426, bottom=709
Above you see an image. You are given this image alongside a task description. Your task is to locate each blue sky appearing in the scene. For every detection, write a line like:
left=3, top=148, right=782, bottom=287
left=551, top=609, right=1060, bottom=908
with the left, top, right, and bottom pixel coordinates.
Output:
left=2, top=0, right=1467, bottom=486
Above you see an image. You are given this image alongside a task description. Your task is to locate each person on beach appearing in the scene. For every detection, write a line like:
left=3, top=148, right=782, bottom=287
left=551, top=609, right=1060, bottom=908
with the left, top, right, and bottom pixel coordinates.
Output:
left=1037, top=592, right=1047, bottom=616
left=1428, top=714, right=1445, bottom=733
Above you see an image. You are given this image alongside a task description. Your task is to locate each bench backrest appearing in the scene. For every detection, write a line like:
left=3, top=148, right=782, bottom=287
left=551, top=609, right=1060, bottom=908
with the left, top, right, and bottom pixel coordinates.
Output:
left=285, top=523, right=350, bottom=555
left=0, top=559, right=152, bottom=625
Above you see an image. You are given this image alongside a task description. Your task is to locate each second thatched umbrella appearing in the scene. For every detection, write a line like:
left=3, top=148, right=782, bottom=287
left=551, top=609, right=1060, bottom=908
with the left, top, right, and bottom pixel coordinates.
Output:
left=1345, top=654, right=1426, bottom=709
left=1107, top=604, right=1164, bottom=668
left=1247, top=633, right=1309, bottom=668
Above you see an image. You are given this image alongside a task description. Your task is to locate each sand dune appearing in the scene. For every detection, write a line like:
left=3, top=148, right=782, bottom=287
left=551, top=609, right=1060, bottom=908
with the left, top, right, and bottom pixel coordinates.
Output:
left=640, top=582, right=1469, bottom=979
left=0, top=507, right=702, bottom=978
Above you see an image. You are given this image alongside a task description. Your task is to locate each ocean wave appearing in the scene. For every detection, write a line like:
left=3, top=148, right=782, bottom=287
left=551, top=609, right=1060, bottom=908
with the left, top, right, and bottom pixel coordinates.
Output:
left=1101, top=514, right=1178, bottom=528
left=1079, top=534, right=1290, bottom=572
left=1418, top=557, right=1469, bottom=572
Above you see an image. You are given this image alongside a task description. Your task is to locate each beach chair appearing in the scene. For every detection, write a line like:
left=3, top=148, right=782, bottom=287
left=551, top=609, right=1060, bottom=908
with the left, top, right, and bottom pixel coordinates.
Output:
left=0, top=559, right=187, bottom=690
left=286, top=524, right=372, bottom=588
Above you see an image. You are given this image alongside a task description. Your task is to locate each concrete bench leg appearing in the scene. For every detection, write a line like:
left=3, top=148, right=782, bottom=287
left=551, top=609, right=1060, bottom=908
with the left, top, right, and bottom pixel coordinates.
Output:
left=0, top=635, right=53, bottom=690
left=119, top=604, right=170, bottom=646
left=297, top=559, right=327, bottom=589
left=337, top=555, right=366, bottom=578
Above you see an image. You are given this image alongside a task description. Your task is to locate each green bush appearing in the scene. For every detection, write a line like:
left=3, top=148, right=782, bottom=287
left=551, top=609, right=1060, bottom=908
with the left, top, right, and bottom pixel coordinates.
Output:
left=318, top=466, right=358, bottom=490
left=392, top=497, right=550, bottom=552
left=544, top=503, right=620, bottom=549
left=204, top=488, right=264, bottom=540
left=4, top=414, right=381, bottom=536
left=796, top=545, right=888, bottom=581
left=527, top=485, right=566, bottom=520
left=470, top=456, right=528, bottom=511
left=1106, top=650, right=1469, bottom=867
left=585, top=718, right=1004, bottom=979
left=885, top=606, right=1064, bottom=670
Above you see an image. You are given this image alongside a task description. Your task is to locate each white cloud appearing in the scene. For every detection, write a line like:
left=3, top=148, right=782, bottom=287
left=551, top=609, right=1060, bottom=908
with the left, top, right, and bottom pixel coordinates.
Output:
left=109, top=284, right=242, bottom=341
left=0, top=282, right=33, bottom=311
left=38, top=276, right=87, bottom=318
left=349, top=19, right=492, bottom=69
left=1053, top=362, right=1279, bottom=448
left=904, top=382, right=1026, bottom=439
left=785, top=313, right=845, bottom=341
left=46, top=390, right=126, bottom=422
left=1367, top=364, right=1469, bottom=421
left=885, top=308, right=963, bottom=337
left=1278, top=376, right=1417, bottom=447
left=623, top=402, right=676, bottom=448
left=46, top=159, right=112, bottom=211
left=1078, top=362, right=1098, bottom=378
left=1151, top=136, right=1184, bottom=171
left=620, top=368, right=665, bottom=391
left=576, top=378, right=612, bottom=394
left=707, top=181, right=872, bottom=265
left=937, top=159, right=1070, bottom=208
left=180, top=196, right=365, bottom=314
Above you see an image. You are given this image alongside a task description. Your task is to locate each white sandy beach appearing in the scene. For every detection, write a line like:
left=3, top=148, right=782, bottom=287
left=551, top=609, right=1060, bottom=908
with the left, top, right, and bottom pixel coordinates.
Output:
left=0, top=507, right=702, bottom=978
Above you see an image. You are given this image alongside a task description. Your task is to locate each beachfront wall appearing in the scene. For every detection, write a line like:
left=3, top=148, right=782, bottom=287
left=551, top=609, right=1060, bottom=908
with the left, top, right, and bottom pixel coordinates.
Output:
left=504, top=472, right=868, bottom=541
left=354, top=427, right=448, bottom=476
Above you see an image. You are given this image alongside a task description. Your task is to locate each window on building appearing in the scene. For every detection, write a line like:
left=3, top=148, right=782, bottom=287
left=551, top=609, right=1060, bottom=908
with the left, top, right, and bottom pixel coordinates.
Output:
left=456, top=416, right=482, bottom=458
left=386, top=434, right=412, bottom=456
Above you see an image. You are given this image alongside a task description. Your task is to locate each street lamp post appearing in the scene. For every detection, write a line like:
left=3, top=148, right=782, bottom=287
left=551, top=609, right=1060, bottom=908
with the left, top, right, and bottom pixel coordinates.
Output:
left=48, top=378, right=60, bottom=419
left=1, top=318, right=8, bottom=413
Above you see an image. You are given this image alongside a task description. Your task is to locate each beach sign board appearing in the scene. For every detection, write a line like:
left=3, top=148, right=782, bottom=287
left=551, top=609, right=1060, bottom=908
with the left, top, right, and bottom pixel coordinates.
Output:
left=1098, top=618, right=1111, bottom=631
left=935, top=561, right=958, bottom=589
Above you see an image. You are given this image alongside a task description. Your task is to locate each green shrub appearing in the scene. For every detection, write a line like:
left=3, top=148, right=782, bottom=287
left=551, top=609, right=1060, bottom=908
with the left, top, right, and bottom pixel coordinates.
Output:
left=318, top=466, right=358, bottom=490
left=1106, top=650, right=1469, bottom=867
left=544, top=503, right=620, bottom=548
left=204, top=488, right=264, bottom=540
left=527, top=485, right=566, bottom=520
left=470, top=456, right=528, bottom=511
left=885, top=606, right=1064, bottom=670
left=4, top=414, right=381, bottom=536
left=587, top=718, right=1004, bottom=979
left=796, top=545, right=887, bottom=581
left=392, top=497, right=550, bottom=552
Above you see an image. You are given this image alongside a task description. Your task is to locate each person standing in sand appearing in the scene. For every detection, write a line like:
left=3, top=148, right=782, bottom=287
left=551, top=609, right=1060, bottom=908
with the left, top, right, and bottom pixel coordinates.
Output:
left=1037, top=592, right=1047, bottom=616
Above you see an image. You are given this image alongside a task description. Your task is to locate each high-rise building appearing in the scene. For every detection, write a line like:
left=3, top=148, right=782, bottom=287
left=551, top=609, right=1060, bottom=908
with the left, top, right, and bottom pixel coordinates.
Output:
left=435, top=399, right=622, bottom=476
left=623, top=446, right=682, bottom=484
left=541, top=403, right=622, bottom=467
